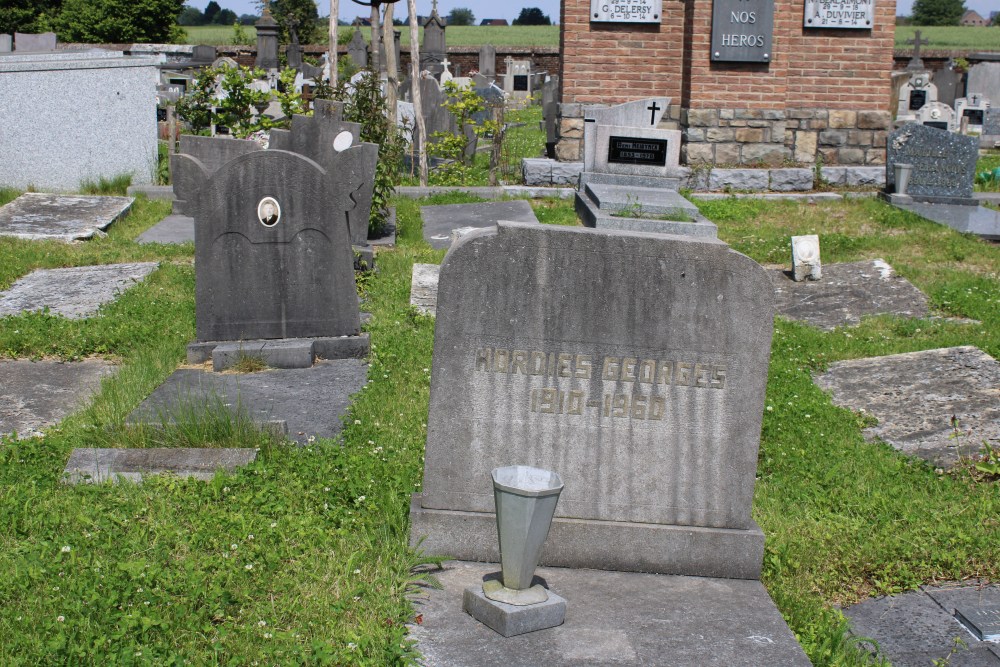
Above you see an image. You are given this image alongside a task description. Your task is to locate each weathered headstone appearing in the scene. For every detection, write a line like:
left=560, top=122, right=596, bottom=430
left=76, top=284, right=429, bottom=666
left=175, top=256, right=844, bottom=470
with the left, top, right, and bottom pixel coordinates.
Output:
left=421, top=9, right=447, bottom=76
left=543, top=75, right=560, bottom=157
left=791, top=235, right=821, bottom=281
left=983, top=108, right=1000, bottom=141
left=254, top=9, right=279, bottom=70
left=915, top=100, right=955, bottom=131
left=582, top=97, right=672, bottom=173
left=192, top=148, right=366, bottom=342
left=0, top=193, right=134, bottom=242
left=954, top=94, right=990, bottom=132
left=886, top=123, right=978, bottom=204
left=64, top=448, right=258, bottom=484
left=0, top=34, right=12, bottom=53
left=410, top=221, right=775, bottom=579
left=0, top=263, right=158, bottom=319
left=421, top=200, right=539, bottom=250
left=347, top=27, right=369, bottom=68
left=1, top=360, right=116, bottom=438
left=380, top=28, right=401, bottom=75
left=13, top=32, right=56, bottom=52
left=967, top=60, right=1000, bottom=106
left=931, top=62, right=964, bottom=108
left=502, top=57, right=532, bottom=101
left=478, top=44, right=496, bottom=77
left=897, top=72, right=937, bottom=119
left=410, top=263, right=441, bottom=315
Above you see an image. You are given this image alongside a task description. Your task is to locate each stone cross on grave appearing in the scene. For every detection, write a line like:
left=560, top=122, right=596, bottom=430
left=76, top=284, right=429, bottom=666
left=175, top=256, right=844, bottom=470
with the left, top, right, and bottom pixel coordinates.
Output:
left=906, top=30, right=930, bottom=71
left=441, top=57, right=451, bottom=72
left=647, top=100, right=662, bottom=126
left=432, top=0, right=439, bottom=14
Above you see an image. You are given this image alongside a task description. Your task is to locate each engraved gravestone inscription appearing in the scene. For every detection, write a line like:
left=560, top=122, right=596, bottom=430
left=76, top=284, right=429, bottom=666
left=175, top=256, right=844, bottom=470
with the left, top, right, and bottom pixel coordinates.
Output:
left=608, top=136, right=669, bottom=166
left=711, top=0, right=774, bottom=63
left=887, top=123, right=978, bottom=201
left=590, top=0, right=663, bottom=23
left=803, top=0, right=873, bottom=29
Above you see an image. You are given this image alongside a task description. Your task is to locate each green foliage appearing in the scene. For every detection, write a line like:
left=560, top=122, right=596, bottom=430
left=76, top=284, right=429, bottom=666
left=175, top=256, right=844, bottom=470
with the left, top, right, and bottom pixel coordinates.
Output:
left=0, top=0, right=61, bottom=34
left=54, top=0, right=186, bottom=44
left=912, top=0, right=966, bottom=26
left=447, top=7, right=475, bottom=26
left=513, top=7, right=552, bottom=25
left=175, top=66, right=219, bottom=134
left=275, top=68, right=305, bottom=122
left=177, top=4, right=204, bottom=26
left=330, top=70, right=406, bottom=237
left=230, top=19, right=250, bottom=44
left=267, top=0, right=320, bottom=44
left=176, top=66, right=273, bottom=138
left=974, top=442, right=1000, bottom=477
left=79, top=173, right=133, bottom=196
left=426, top=80, right=496, bottom=186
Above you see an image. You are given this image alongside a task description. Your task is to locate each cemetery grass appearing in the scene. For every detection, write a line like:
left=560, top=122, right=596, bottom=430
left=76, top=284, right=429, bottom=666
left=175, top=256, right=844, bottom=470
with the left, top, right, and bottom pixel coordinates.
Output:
left=179, top=25, right=560, bottom=47
left=895, top=26, right=1000, bottom=51
left=696, top=195, right=1000, bottom=664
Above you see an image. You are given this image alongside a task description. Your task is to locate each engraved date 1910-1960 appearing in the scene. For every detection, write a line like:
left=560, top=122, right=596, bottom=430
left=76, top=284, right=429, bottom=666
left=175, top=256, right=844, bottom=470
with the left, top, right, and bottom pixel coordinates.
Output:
left=531, top=388, right=670, bottom=420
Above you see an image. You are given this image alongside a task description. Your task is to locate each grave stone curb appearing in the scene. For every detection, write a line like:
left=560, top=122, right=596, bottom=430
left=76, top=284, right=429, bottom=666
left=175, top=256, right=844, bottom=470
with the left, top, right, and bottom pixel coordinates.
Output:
left=212, top=339, right=315, bottom=372
left=127, top=185, right=175, bottom=200
left=821, top=166, right=885, bottom=187
left=187, top=334, right=370, bottom=365
left=462, top=586, right=567, bottom=637
left=769, top=168, right=814, bottom=192
left=574, top=190, right=718, bottom=238
left=690, top=192, right=848, bottom=202
left=410, top=496, right=765, bottom=579
left=708, top=169, right=770, bottom=191
left=63, top=447, right=257, bottom=484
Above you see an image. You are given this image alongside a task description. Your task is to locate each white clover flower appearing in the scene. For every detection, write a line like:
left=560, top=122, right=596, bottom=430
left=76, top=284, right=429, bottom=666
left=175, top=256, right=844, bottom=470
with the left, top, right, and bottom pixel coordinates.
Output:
left=347, top=642, right=358, bottom=650
left=61, top=546, right=71, bottom=553
left=245, top=564, right=253, bottom=571
left=56, top=616, right=65, bottom=622
left=357, top=496, right=366, bottom=503
left=247, top=534, right=254, bottom=541
left=258, top=620, right=267, bottom=627
left=353, top=569, right=361, bottom=575
left=353, top=419, right=361, bottom=425
left=270, top=522, right=278, bottom=528
left=231, top=543, right=238, bottom=550
left=264, top=632, right=273, bottom=639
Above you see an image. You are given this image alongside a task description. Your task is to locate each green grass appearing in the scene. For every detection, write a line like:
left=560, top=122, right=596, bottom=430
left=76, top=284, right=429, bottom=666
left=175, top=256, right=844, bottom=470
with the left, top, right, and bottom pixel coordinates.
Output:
left=895, top=25, right=1000, bottom=50
left=178, top=24, right=559, bottom=47
left=3, top=187, right=1000, bottom=664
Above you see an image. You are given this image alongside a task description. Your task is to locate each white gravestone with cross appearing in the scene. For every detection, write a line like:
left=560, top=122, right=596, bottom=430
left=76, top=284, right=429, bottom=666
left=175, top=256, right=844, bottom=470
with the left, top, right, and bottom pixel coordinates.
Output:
left=439, top=57, right=453, bottom=84
left=582, top=97, right=678, bottom=176
left=897, top=72, right=938, bottom=122
left=954, top=95, right=991, bottom=133
left=503, top=57, right=533, bottom=101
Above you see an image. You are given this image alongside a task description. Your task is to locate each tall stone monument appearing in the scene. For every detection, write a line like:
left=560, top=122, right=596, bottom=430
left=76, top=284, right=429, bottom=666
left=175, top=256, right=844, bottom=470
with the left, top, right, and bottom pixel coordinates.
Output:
left=420, top=1, right=447, bottom=77
left=254, top=5, right=279, bottom=71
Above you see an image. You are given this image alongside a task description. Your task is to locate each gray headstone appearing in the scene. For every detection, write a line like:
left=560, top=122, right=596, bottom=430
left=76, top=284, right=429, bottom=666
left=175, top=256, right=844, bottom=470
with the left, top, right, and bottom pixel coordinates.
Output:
left=190, top=44, right=216, bottom=63
left=13, top=32, right=57, bottom=52
left=410, top=263, right=440, bottom=315
left=171, top=136, right=262, bottom=215
left=984, top=108, right=1000, bottom=136
left=967, top=61, right=1000, bottom=103
left=1, top=359, right=116, bottom=438
left=932, top=63, right=964, bottom=108
left=193, top=149, right=363, bottom=341
left=380, top=29, right=401, bottom=75
left=411, top=222, right=775, bottom=579
left=543, top=75, right=560, bottom=149
left=0, top=193, right=134, bottom=242
left=583, top=97, right=671, bottom=173
left=421, top=13, right=447, bottom=75
left=347, top=27, right=369, bottom=68
left=0, top=263, right=158, bottom=319
left=64, top=448, right=258, bottom=484
left=254, top=11, right=279, bottom=70
left=886, top=123, right=978, bottom=202
left=0, top=34, right=12, bottom=53
left=479, top=44, right=496, bottom=76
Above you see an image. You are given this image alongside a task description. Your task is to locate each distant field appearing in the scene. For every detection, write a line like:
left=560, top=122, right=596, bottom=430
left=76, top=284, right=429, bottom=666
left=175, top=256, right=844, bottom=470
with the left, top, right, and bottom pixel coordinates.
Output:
left=178, top=24, right=559, bottom=47
left=895, top=25, right=1000, bottom=51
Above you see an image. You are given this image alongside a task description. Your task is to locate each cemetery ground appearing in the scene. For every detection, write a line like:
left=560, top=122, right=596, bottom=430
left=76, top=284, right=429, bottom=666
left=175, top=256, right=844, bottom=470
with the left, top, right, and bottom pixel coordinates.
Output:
left=2, top=186, right=1000, bottom=664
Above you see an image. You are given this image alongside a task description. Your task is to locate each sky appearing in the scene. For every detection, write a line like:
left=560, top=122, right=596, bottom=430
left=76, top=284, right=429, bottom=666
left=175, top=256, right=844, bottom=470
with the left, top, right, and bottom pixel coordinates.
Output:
left=214, top=0, right=997, bottom=22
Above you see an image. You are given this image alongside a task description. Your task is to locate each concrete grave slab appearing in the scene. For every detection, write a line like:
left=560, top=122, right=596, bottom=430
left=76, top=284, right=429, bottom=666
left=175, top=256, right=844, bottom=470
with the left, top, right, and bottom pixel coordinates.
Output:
left=64, top=447, right=258, bottom=484
left=0, top=359, right=116, bottom=437
left=136, top=214, right=194, bottom=245
left=410, top=263, right=441, bottom=316
left=845, top=583, right=1000, bottom=667
left=814, top=346, right=1000, bottom=468
left=410, top=561, right=810, bottom=666
left=420, top=200, right=539, bottom=249
left=769, top=259, right=929, bottom=330
left=128, top=360, right=368, bottom=444
left=0, top=263, right=158, bottom=319
left=892, top=201, right=1000, bottom=241
left=0, top=193, right=134, bottom=242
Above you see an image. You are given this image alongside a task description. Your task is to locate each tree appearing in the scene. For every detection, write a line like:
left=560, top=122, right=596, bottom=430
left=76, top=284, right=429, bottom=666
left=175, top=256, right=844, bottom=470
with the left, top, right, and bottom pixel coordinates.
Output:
left=447, top=7, right=474, bottom=25
left=264, top=0, right=320, bottom=43
left=513, top=7, right=550, bottom=25
left=214, top=8, right=237, bottom=24
left=54, top=0, right=185, bottom=43
left=911, top=0, right=966, bottom=25
left=177, top=4, right=204, bottom=25
left=0, top=0, right=63, bottom=35
left=238, top=13, right=258, bottom=25
left=202, top=0, right=221, bottom=23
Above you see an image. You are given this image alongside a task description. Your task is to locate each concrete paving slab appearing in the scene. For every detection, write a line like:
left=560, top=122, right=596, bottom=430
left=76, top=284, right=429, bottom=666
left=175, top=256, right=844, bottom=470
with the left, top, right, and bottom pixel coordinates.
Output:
left=136, top=214, right=194, bottom=245
left=0, top=263, right=159, bottom=319
left=421, top=200, right=539, bottom=249
left=893, top=201, right=1000, bottom=241
left=770, top=259, right=929, bottom=330
left=844, top=583, right=1000, bottom=666
left=0, top=359, right=116, bottom=437
left=128, top=359, right=368, bottom=444
left=63, top=447, right=257, bottom=484
left=409, top=561, right=810, bottom=666
left=0, top=193, right=133, bottom=242
left=814, top=346, right=1000, bottom=467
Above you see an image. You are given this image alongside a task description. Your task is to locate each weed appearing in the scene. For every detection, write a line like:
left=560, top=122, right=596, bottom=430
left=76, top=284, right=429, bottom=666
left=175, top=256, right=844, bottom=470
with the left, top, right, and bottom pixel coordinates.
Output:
left=229, top=352, right=269, bottom=374
left=79, top=173, right=133, bottom=196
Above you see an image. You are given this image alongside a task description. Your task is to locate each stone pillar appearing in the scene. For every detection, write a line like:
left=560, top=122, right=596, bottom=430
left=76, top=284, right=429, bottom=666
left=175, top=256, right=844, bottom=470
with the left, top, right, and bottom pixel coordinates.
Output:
left=421, top=9, right=446, bottom=76
left=255, top=8, right=280, bottom=71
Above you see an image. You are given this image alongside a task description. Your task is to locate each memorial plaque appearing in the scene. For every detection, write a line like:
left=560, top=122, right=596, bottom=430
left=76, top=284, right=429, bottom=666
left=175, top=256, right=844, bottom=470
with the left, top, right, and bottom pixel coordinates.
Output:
left=963, top=108, right=985, bottom=126
left=711, top=0, right=774, bottom=63
left=513, top=75, right=528, bottom=92
left=590, top=0, right=662, bottom=22
left=955, top=606, right=1000, bottom=642
left=909, top=89, right=928, bottom=111
left=923, top=121, right=949, bottom=130
left=608, top=136, right=669, bottom=166
left=803, top=0, right=874, bottom=29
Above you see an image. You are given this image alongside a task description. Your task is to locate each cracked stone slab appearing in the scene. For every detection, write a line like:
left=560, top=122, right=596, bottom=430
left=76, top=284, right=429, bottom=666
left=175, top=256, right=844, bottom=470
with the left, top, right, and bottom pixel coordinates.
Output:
left=844, top=583, right=1000, bottom=666
left=127, top=359, right=368, bottom=444
left=0, top=359, right=117, bottom=438
left=0, top=263, right=159, bottom=319
left=63, top=447, right=258, bottom=484
left=421, top=200, right=539, bottom=250
left=770, top=259, right=929, bottom=330
left=814, top=346, right=1000, bottom=467
left=0, top=193, right=134, bottom=242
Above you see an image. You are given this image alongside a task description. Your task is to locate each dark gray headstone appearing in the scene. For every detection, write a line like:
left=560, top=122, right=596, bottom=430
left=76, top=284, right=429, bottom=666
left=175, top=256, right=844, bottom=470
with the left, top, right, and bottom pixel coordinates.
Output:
left=932, top=64, right=964, bottom=108
left=191, top=44, right=217, bottom=63
left=347, top=27, right=369, bottom=68
left=886, top=124, right=978, bottom=202
left=13, top=32, right=56, bottom=52
left=478, top=44, right=496, bottom=76
left=0, top=263, right=158, bottom=319
left=543, top=75, right=560, bottom=149
left=171, top=136, right=262, bottom=215
left=420, top=200, right=539, bottom=249
left=421, top=13, right=447, bottom=75
left=984, top=108, right=1000, bottom=136
left=380, top=29, right=401, bottom=75
left=254, top=11, right=279, bottom=70
left=193, top=149, right=362, bottom=341
left=0, top=34, right=12, bottom=53
left=411, top=222, right=775, bottom=578
left=401, top=75, right=457, bottom=154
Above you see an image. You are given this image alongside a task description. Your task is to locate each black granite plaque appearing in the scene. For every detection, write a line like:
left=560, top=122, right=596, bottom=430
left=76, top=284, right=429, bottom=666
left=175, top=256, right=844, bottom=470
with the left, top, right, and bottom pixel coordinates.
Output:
left=909, top=89, right=928, bottom=111
left=513, top=75, right=528, bottom=92
left=711, top=0, right=774, bottom=63
left=608, top=136, right=669, bottom=166
left=886, top=123, right=979, bottom=201
left=923, top=121, right=949, bottom=130
left=963, top=108, right=985, bottom=125
left=955, top=606, right=1000, bottom=641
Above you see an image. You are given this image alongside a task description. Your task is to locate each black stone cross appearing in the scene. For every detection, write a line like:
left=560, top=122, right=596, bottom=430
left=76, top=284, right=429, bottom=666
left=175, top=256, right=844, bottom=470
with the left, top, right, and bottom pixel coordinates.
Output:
left=906, top=30, right=930, bottom=71
left=647, top=101, right=661, bottom=126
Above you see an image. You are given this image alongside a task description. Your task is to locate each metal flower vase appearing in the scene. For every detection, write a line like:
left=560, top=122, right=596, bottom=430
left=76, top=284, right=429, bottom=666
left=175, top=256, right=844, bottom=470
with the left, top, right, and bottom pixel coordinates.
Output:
left=492, top=465, right=564, bottom=592
left=894, top=163, right=913, bottom=195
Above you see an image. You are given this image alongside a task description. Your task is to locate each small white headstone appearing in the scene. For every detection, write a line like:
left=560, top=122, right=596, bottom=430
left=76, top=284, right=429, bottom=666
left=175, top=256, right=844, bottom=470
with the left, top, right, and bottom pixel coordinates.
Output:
left=792, top=235, right=821, bottom=282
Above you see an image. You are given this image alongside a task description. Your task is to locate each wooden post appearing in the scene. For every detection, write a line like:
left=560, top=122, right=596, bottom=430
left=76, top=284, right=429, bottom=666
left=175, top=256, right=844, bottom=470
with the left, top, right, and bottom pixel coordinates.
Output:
left=369, top=4, right=381, bottom=75
left=383, top=3, right=398, bottom=122
left=329, top=0, right=339, bottom=86
left=406, top=0, right=428, bottom=185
